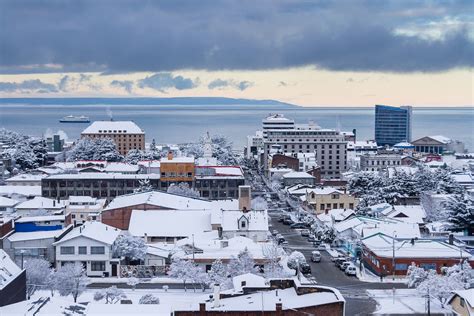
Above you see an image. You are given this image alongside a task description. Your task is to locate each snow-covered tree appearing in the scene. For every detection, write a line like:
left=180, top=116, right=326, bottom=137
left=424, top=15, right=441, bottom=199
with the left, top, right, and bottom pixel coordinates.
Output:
left=167, top=182, right=200, bottom=198
left=188, top=265, right=209, bottom=292
left=207, top=259, right=230, bottom=289
left=24, top=258, right=52, bottom=297
left=416, top=270, right=465, bottom=308
left=227, top=248, right=259, bottom=277
left=270, top=173, right=283, bottom=192
left=133, top=178, right=154, bottom=193
left=444, top=260, right=473, bottom=287
left=406, top=262, right=428, bottom=288
left=435, top=169, right=463, bottom=194
left=93, top=291, right=105, bottom=302
left=67, top=137, right=123, bottom=162
left=287, top=251, right=306, bottom=273
left=125, top=149, right=144, bottom=164
left=112, top=235, right=148, bottom=264
left=180, top=134, right=237, bottom=165
left=444, top=194, right=474, bottom=235
left=251, top=196, right=268, bottom=211
left=127, top=277, right=140, bottom=290
left=139, top=294, right=160, bottom=304
left=101, top=286, right=127, bottom=304
left=263, top=243, right=289, bottom=278
left=55, top=263, right=88, bottom=303
left=168, top=258, right=194, bottom=291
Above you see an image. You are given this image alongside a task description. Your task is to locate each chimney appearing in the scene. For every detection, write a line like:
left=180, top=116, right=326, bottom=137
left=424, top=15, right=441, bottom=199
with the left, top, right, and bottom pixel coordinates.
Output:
left=448, top=234, right=454, bottom=245
left=199, top=302, right=206, bottom=316
left=238, top=185, right=251, bottom=211
left=167, top=151, right=173, bottom=160
left=276, top=303, right=283, bottom=316
left=213, top=284, right=220, bottom=308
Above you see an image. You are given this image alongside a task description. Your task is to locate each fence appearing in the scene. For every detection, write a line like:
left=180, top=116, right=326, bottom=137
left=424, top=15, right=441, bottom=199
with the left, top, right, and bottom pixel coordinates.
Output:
left=119, top=265, right=168, bottom=278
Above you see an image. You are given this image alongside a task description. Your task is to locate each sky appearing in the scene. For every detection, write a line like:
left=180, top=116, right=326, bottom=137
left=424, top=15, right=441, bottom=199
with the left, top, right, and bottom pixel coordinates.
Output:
left=0, top=0, right=473, bottom=107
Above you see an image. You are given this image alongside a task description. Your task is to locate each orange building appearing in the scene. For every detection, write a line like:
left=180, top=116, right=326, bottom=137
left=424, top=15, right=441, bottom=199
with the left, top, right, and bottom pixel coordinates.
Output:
left=81, top=121, right=145, bottom=155
left=159, top=153, right=195, bottom=189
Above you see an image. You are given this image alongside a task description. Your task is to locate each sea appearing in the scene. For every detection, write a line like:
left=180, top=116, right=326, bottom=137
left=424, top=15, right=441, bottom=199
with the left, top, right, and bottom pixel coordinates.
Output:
left=0, top=101, right=473, bottom=151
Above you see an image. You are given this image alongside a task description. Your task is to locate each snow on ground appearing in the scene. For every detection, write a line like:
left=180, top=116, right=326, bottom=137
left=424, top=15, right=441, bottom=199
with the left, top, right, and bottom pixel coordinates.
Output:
left=356, top=265, right=407, bottom=284
left=368, top=289, right=453, bottom=315
left=88, top=276, right=183, bottom=284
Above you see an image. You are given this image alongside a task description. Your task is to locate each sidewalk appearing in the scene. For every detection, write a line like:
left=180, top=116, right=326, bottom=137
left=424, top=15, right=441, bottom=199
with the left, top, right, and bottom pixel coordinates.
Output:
left=356, top=265, right=407, bottom=284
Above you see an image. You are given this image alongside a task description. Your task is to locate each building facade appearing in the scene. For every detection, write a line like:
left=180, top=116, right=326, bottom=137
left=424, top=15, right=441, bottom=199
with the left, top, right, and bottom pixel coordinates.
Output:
left=412, top=135, right=465, bottom=154
left=374, top=105, right=412, bottom=146
left=305, top=188, right=358, bottom=214
left=81, top=121, right=145, bottom=155
left=263, top=119, right=347, bottom=179
left=360, top=154, right=402, bottom=171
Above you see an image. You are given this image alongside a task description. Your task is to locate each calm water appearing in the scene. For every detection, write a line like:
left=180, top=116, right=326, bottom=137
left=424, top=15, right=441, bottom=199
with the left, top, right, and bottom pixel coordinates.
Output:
left=0, top=104, right=473, bottom=150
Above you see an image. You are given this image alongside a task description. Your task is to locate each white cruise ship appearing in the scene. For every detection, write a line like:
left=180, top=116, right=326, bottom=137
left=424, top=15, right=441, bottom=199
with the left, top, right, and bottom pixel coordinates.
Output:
left=59, top=115, right=90, bottom=123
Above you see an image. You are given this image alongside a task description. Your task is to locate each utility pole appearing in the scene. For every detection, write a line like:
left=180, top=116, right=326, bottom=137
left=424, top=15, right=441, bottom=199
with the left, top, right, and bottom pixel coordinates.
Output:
left=427, top=287, right=431, bottom=316
left=392, top=231, right=396, bottom=280
left=192, top=234, right=195, bottom=261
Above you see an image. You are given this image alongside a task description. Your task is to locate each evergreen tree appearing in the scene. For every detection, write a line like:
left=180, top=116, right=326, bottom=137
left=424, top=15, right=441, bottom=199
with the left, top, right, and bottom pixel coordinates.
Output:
left=445, top=194, right=474, bottom=235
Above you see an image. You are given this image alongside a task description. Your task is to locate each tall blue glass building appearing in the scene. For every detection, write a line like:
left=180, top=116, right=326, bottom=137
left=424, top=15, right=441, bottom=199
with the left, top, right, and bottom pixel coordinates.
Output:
left=374, top=105, right=412, bottom=146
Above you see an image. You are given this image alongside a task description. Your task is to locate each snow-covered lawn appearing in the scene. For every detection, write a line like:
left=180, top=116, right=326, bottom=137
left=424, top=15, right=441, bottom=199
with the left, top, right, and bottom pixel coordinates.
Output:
left=357, top=265, right=407, bottom=284
left=88, top=276, right=183, bottom=284
left=368, top=289, right=453, bottom=315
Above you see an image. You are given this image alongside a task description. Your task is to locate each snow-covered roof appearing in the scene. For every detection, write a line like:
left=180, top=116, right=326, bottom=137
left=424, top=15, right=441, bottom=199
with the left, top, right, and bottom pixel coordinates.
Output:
left=46, top=173, right=160, bottom=180
left=282, top=171, right=315, bottom=179
left=81, top=121, right=144, bottom=134
left=5, top=174, right=45, bottom=182
left=54, top=221, right=121, bottom=245
left=429, top=135, right=451, bottom=144
left=452, top=173, right=473, bottom=184
left=160, top=156, right=195, bottom=163
left=128, top=210, right=212, bottom=237
left=0, top=249, right=22, bottom=290
left=347, top=140, right=378, bottom=149
left=15, top=196, right=66, bottom=210
left=0, top=185, right=41, bottom=197
left=104, top=163, right=140, bottom=173
left=334, top=216, right=421, bottom=239
left=387, top=166, right=418, bottom=178
left=137, top=160, right=161, bottom=168
left=220, top=210, right=268, bottom=232
left=382, top=205, right=426, bottom=224
left=317, top=208, right=354, bottom=224
left=362, top=233, right=472, bottom=259
left=104, top=191, right=237, bottom=212
left=196, top=166, right=244, bottom=177
left=232, top=273, right=267, bottom=292
left=286, top=184, right=317, bottom=195
left=451, top=289, right=474, bottom=308
left=306, top=187, right=344, bottom=195
left=87, top=303, right=169, bottom=315
left=7, top=229, right=67, bottom=242
left=0, top=196, right=19, bottom=207
left=15, top=214, right=65, bottom=223
left=68, top=196, right=97, bottom=203
left=393, top=142, right=414, bottom=148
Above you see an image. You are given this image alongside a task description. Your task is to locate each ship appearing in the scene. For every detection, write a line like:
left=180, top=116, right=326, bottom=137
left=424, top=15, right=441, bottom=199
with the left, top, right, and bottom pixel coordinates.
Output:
left=59, top=115, right=90, bottom=123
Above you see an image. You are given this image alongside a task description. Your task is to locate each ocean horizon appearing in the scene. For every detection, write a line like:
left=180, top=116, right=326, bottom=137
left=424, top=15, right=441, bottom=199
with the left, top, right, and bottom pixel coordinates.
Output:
left=0, top=99, right=473, bottom=151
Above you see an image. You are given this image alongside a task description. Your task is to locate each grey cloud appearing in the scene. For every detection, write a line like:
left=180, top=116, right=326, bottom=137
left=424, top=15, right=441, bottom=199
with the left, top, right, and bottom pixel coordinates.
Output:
left=110, top=80, right=134, bottom=93
left=138, top=73, right=198, bottom=92
left=58, top=75, right=70, bottom=92
left=0, top=1, right=473, bottom=73
left=208, top=79, right=253, bottom=90
left=0, top=79, right=58, bottom=93
left=79, top=74, right=92, bottom=82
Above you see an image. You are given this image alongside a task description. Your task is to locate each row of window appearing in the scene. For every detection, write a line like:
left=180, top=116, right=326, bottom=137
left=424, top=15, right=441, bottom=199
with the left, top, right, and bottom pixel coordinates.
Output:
left=60, top=246, right=105, bottom=255
left=318, top=203, right=354, bottom=210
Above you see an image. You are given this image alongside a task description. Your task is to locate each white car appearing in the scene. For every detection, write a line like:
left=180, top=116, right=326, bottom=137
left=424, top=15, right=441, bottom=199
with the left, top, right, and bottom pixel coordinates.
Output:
left=345, top=264, right=357, bottom=276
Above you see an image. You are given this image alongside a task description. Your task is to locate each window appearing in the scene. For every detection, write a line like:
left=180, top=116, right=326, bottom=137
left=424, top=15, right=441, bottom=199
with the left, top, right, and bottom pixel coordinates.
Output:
left=460, top=298, right=465, bottom=307
left=60, top=246, right=74, bottom=255
left=320, top=204, right=325, bottom=210
left=91, top=261, right=106, bottom=271
left=78, top=246, right=87, bottom=255
left=91, top=246, right=105, bottom=255
left=394, top=263, right=408, bottom=271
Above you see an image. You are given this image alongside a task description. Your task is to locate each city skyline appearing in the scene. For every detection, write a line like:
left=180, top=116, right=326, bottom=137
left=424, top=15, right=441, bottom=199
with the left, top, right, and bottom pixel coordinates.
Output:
left=1, top=1, right=473, bottom=107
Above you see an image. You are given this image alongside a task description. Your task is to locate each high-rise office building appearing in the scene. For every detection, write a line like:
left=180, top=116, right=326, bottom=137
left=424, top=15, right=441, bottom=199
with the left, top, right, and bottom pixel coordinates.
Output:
left=374, top=105, right=412, bottom=146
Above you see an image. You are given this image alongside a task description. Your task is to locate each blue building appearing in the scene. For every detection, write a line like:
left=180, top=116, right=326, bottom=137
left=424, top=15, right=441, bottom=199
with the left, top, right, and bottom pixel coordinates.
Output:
left=374, top=105, right=412, bottom=146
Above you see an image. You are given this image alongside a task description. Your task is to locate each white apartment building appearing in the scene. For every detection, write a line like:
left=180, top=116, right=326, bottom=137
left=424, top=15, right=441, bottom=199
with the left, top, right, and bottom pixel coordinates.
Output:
left=263, top=116, right=347, bottom=179
left=53, top=222, right=121, bottom=277
left=66, top=196, right=106, bottom=226
left=360, top=154, right=402, bottom=171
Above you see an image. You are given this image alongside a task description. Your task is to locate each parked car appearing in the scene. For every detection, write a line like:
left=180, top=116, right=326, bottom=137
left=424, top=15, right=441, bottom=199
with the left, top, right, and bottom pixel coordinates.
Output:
left=339, top=261, right=351, bottom=271
left=283, top=218, right=294, bottom=225
left=311, top=251, right=321, bottom=262
left=317, top=244, right=326, bottom=251
left=271, top=230, right=278, bottom=236
left=330, top=254, right=346, bottom=262
left=300, top=229, right=310, bottom=237
left=290, top=222, right=306, bottom=229
left=280, top=240, right=289, bottom=245
left=313, top=241, right=321, bottom=248
left=299, top=262, right=312, bottom=274
left=307, top=235, right=317, bottom=243
left=277, top=237, right=286, bottom=245
left=345, top=264, right=357, bottom=276
left=334, top=258, right=346, bottom=267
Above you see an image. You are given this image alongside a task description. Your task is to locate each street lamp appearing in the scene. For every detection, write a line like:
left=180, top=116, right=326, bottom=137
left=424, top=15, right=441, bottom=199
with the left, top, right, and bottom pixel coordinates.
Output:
left=20, top=249, right=26, bottom=269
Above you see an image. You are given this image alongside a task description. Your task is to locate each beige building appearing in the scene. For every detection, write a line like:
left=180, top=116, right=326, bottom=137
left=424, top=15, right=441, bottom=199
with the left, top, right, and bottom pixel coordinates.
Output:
left=81, top=121, right=145, bottom=155
left=449, top=289, right=473, bottom=316
left=65, top=196, right=107, bottom=226
left=304, top=187, right=358, bottom=214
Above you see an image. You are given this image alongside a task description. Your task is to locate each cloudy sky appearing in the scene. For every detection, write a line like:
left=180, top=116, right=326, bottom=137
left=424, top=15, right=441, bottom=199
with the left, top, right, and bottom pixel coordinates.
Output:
left=0, top=0, right=472, bottom=106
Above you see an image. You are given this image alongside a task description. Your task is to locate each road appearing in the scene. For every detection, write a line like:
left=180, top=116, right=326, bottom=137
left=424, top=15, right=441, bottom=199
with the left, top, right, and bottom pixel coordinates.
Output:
left=247, top=169, right=407, bottom=315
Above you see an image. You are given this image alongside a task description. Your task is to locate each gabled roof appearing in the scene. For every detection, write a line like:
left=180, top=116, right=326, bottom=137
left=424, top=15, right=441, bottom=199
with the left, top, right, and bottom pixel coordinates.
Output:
left=104, top=190, right=237, bottom=212
left=54, top=221, right=120, bottom=245
left=221, top=210, right=268, bottom=231
left=450, top=289, right=474, bottom=308
left=0, top=249, right=22, bottom=290
left=0, top=196, right=18, bottom=207
left=128, top=210, right=212, bottom=237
